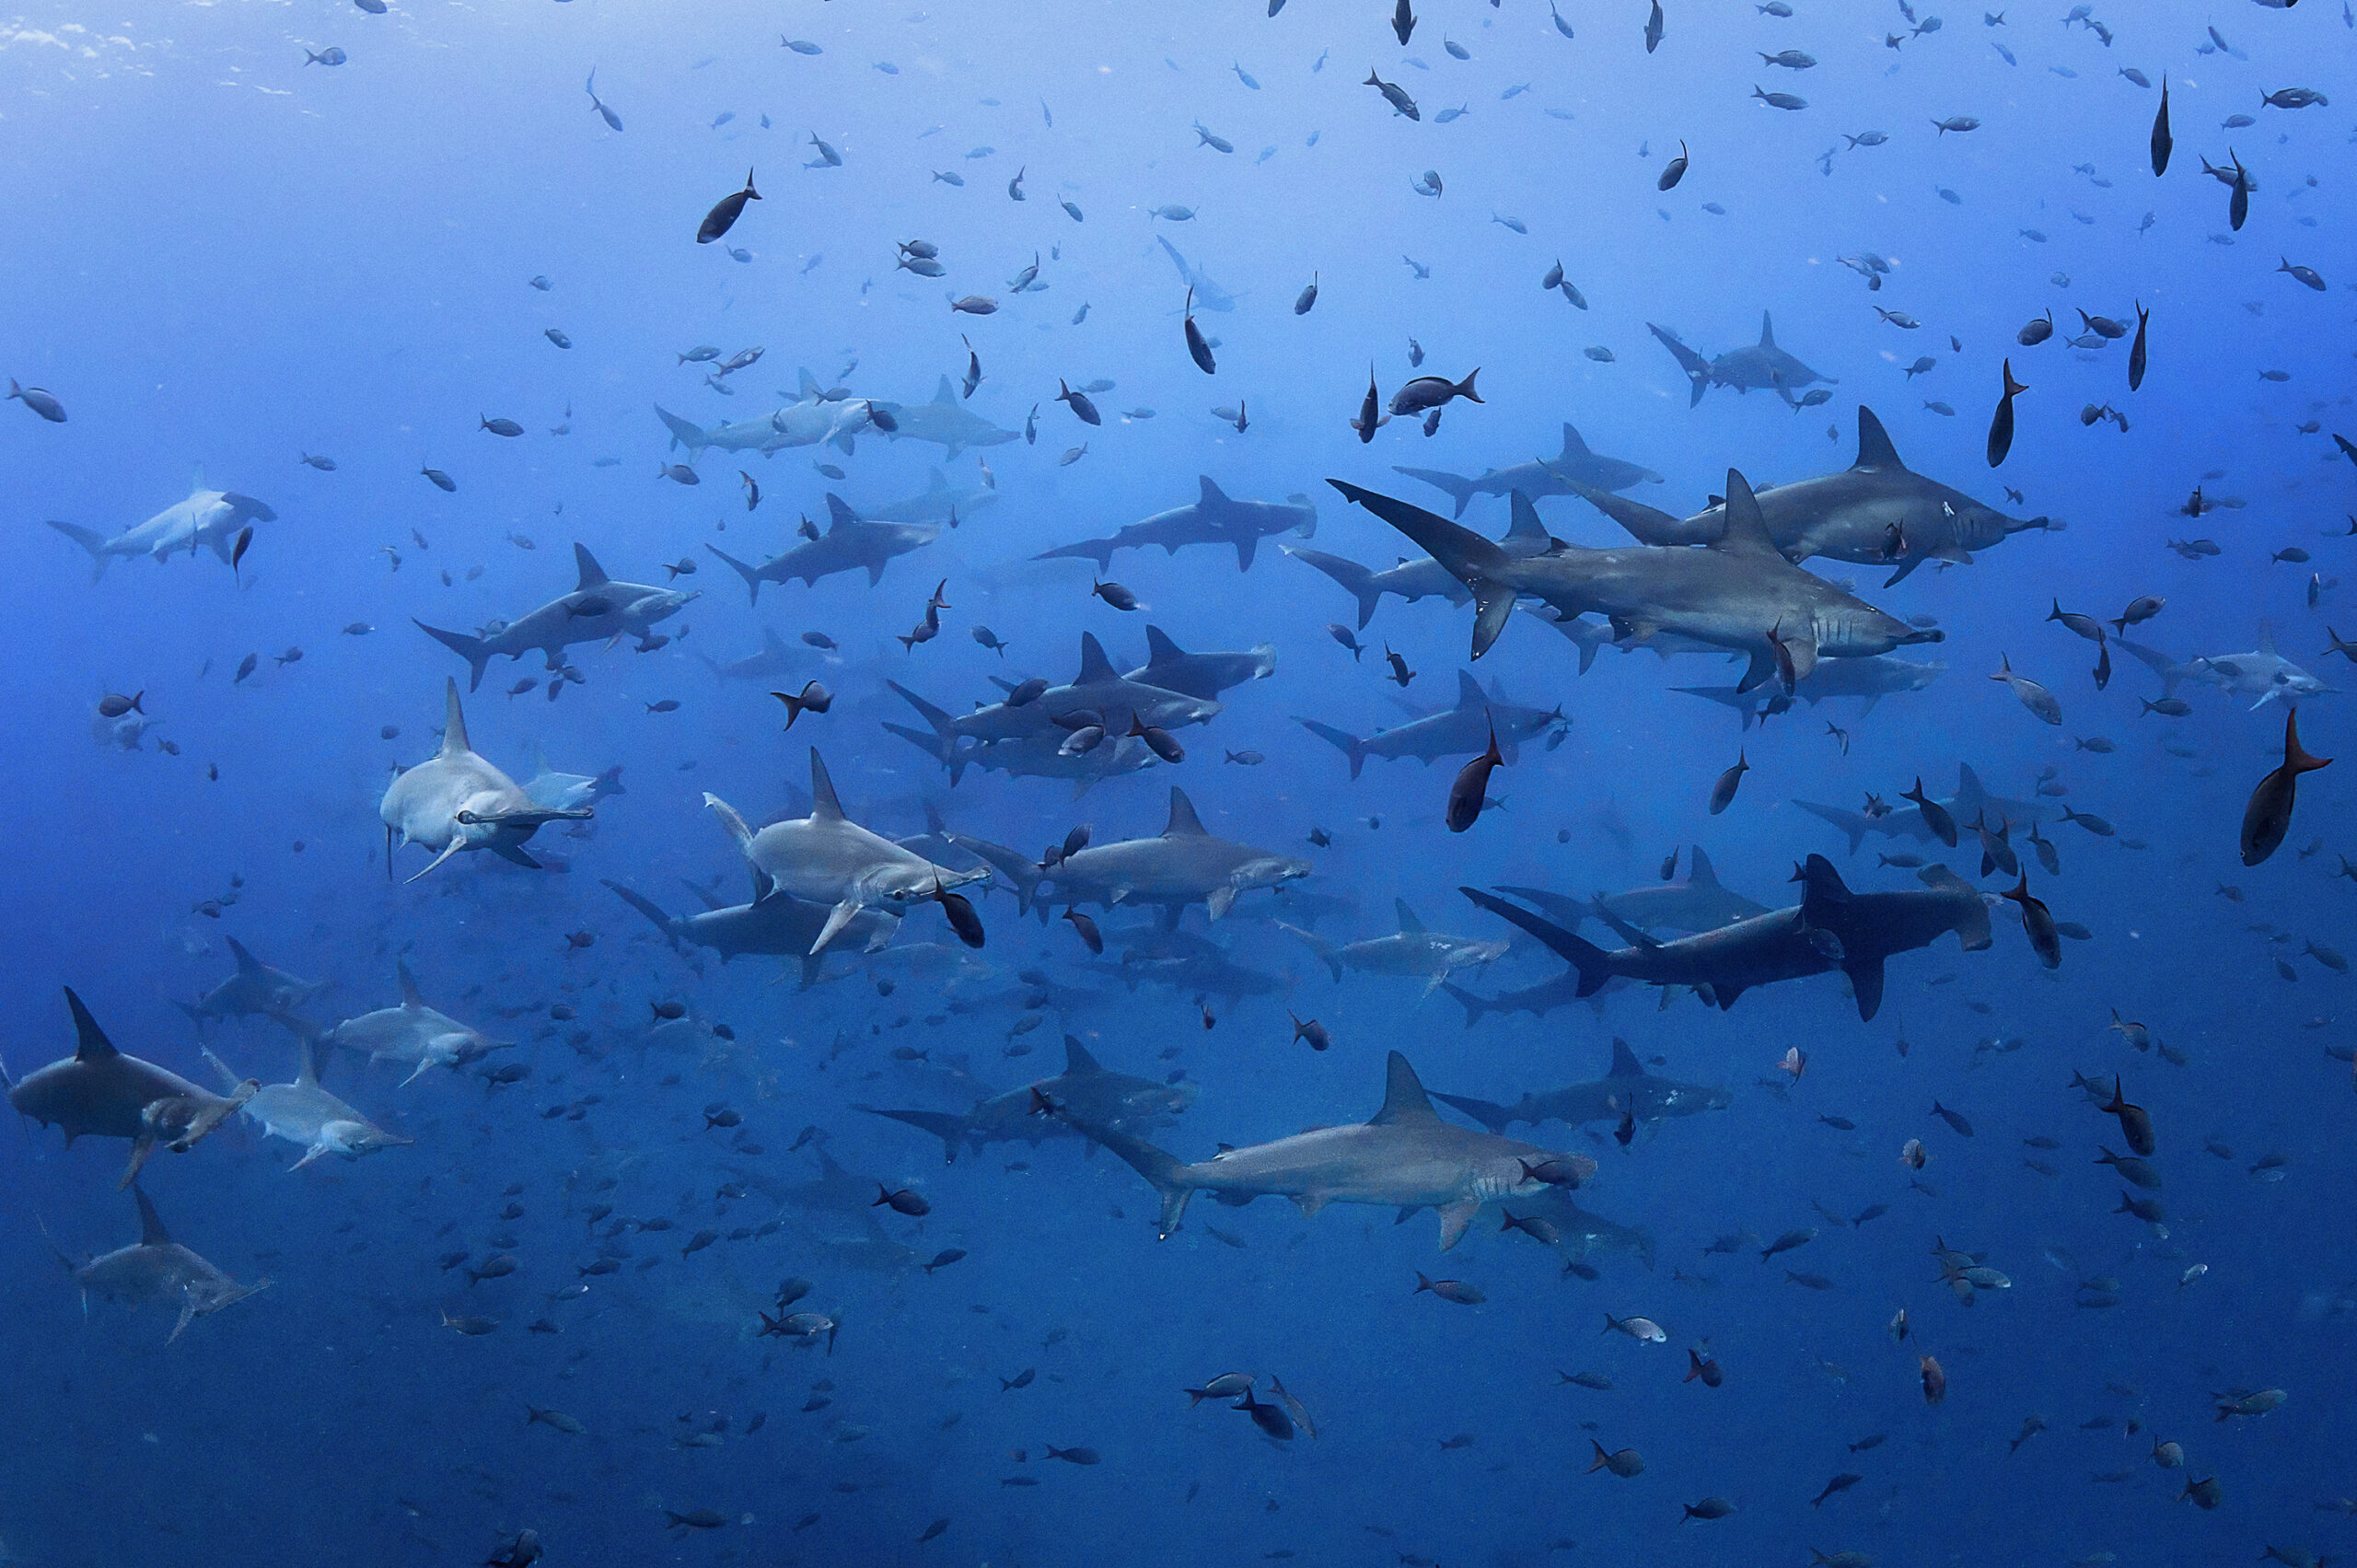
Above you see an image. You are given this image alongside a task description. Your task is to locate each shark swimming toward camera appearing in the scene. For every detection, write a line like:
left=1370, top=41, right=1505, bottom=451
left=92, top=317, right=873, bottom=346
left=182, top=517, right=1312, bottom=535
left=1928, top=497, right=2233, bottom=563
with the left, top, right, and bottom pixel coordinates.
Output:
left=269, top=963, right=513, bottom=1085
left=707, top=494, right=941, bottom=603
left=1434, top=1038, right=1733, bottom=1132
left=5, top=989, right=256, bottom=1189
left=67, top=1185, right=270, bottom=1343
left=1051, top=1051, right=1593, bottom=1250
left=47, top=473, right=277, bottom=582
left=1649, top=311, right=1837, bottom=407
left=856, top=1035, right=1198, bottom=1163
left=1037, top=786, right=1311, bottom=923
left=1281, top=897, right=1510, bottom=994
left=413, top=544, right=697, bottom=691
left=1036, top=477, right=1317, bottom=571
left=1155, top=234, right=1239, bottom=311
left=203, top=1040, right=411, bottom=1170
left=379, top=679, right=592, bottom=879
left=1394, top=424, right=1666, bottom=518
left=1299, top=668, right=1562, bottom=779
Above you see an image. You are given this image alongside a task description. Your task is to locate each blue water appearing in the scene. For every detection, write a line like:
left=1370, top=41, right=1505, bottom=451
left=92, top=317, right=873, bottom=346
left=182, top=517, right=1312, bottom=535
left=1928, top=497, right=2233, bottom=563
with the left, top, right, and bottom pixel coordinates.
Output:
left=5, top=0, right=2354, bottom=1562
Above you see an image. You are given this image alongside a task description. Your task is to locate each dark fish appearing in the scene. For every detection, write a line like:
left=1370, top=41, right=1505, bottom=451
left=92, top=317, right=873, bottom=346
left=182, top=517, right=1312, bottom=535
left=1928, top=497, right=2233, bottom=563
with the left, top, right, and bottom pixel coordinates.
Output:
left=772, top=680, right=832, bottom=728
left=2017, top=310, right=2054, bottom=346
left=1388, top=370, right=1480, bottom=418
left=1658, top=140, right=1689, bottom=191
left=937, top=884, right=985, bottom=949
left=421, top=465, right=456, bottom=492
left=97, top=691, right=144, bottom=718
left=1062, top=909, right=1103, bottom=954
left=1127, top=715, right=1185, bottom=763
left=1353, top=366, right=1381, bottom=444
left=1392, top=0, right=1416, bottom=45
left=1447, top=723, right=1503, bottom=832
left=1295, top=273, right=1318, bottom=315
left=1414, top=1272, right=1484, bottom=1306
left=1183, top=290, right=1216, bottom=374
left=2242, top=708, right=2329, bottom=865
left=2228, top=151, right=2249, bottom=230
left=1707, top=750, right=1748, bottom=815
left=1644, top=0, right=1664, bottom=52
left=1987, top=358, right=2026, bottom=467
left=480, top=414, right=524, bottom=437
left=2102, top=1076, right=2155, bottom=1156
left=1931, top=1100, right=1975, bottom=1137
left=1902, top=777, right=1958, bottom=847
left=1290, top=1012, right=1332, bottom=1051
left=1091, top=578, right=1138, bottom=611
left=2150, top=74, right=2172, bottom=175
left=1057, top=379, right=1102, bottom=426
left=874, top=1184, right=932, bottom=1216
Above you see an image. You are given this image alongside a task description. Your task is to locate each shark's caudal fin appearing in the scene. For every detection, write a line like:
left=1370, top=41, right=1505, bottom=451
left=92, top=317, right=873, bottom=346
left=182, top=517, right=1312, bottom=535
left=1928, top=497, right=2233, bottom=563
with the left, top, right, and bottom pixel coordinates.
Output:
left=1504, top=491, right=1550, bottom=551
left=654, top=404, right=708, bottom=454
left=884, top=721, right=966, bottom=785
left=1297, top=718, right=1368, bottom=779
left=1035, top=536, right=1120, bottom=568
left=602, top=879, right=684, bottom=949
left=705, top=544, right=767, bottom=606
left=1854, top=406, right=1905, bottom=470
left=1460, top=888, right=1614, bottom=996
left=1607, top=1037, right=1644, bottom=1079
left=1143, top=625, right=1187, bottom=668
left=943, top=830, right=1041, bottom=912
left=439, top=678, right=471, bottom=758
left=887, top=681, right=970, bottom=784
left=700, top=793, right=775, bottom=899
left=1328, top=480, right=1517, bottom=656
left=1791, top=799, right=1874, bottom=855
left=1492, top=884, right=1596, bottom=932
left=1430, top=1088, right=1515, bottom=1131
left=1567, top=480, right=1699, bottom=547
left=1436, top=981, right=1492, bottom=1028
left=2111, top=637, right=2184, bottom=692
left=413, top=623, right=493, bottom=692
left=1392, top=466, right=1480, bottom=518
left=1646, top=323, right=1713, bottom=406
left=1051, top=1106, right=1196, bottom=1237
left=853, top=1103, right=972, bottom=1164
left=797, top=367, right=823, bottom=400
left=1284, top=547, right=1384, bottom=631
left=1277, top=921, right=1342, bottom=981
left=573, top=543, right=610, bottom=593
left=47, top=520, right=111, bottom=582
left=1075, top=633, right=1120, bottom=685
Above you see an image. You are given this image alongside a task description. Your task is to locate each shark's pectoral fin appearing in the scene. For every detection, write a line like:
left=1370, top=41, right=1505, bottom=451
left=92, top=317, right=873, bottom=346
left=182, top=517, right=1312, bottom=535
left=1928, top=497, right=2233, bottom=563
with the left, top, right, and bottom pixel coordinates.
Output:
left=1883, top=556, right=1924, bottom=587
left=1295, top=1191, right=1330, bottom=1218
left=1783, top=634, right=1819, bottom=686
left=489, top=842, right=543, bottom=870
left=811, top=898, right=867, bottom=956
left=117, top=1133, right=157, bottom=1191
left=1845, top=957, right=1888, bottom=1022
left=1470, top=585, right=1515, bottom=660
left=1735, top=652, right=1777, bottom=694
left=1206, top=885, right=1237, bottom=921
left=1435, top=1197, right=1482, bottom=1252
left=404, top=838, right=469, bottom=883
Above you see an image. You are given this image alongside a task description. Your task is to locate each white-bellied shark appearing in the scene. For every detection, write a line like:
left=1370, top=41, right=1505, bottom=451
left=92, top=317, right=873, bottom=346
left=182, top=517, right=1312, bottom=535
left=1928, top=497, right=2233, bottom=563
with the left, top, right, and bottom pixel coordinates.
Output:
left=413, top=544, right=697, bottom=691
left=68, top=1185, right=270, bottom=1342
left=1649, top=311, right=1836, bottom=407
left=1395, top=424, right=1666, bottom=517
left=703, top=749, right=987, bottom=954
left=868, top=376, right=1021, bottom=458
left=2119, top=624, right=2330, bottom=710
left=1036, top=478, right=1317, bottom=571
left=1333, top=476, right=1941, bottom=689
left=379, top=679, right=593, bottom=879
left=1122, top=626, right=1276, bottom=701
left=1039, top=787, right=1311, bottom=923
left=1282, top=898, right=1509, bottom=993
left=177, top=936, right=328, bottom=1033
left=268, top=962, right=512, bottom=1084
left=656, top=371, right=858, bottom=458
left=203, top=1040, right=411, bottom=1169
left=1434, top=1038, right=1733, bottom=1132
left=1572, top=408, right=2056, bottom=586
left=47, top=472, right=276, bottom=582
left=1050, top=1051, right=1594, bottom=1250
left=5, top=989, right=257, bottom=1189
left=708, top=494, right=940, bottom=603
left=856, top=1035, right=1198, bottom=1163
left=1300, top=668, right=1562, bottom=778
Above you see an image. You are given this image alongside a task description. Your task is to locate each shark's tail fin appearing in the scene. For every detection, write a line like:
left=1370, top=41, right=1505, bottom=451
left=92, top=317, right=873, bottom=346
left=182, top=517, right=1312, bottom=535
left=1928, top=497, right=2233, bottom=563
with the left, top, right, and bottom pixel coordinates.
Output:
left=1460, top=888, right=1614, bottom=996
left=943, top=831, right=1042, bottom=913
left=1567, top=481, right=1709, bottom=547
left=47, top=520, right=110, bottom=583
left=1284, top=547, right=1385, bottom=631
left=654, top=404, right=707, bottom=454
left=1791, top=799, right=1874, bottom=856
left=1647, top=324, right=1713, bottom=406
left=853, top=1104, right=972, bottom=1164
left=1392, top=466, right=1480, bottom=519
left=1035, top=537, right=1120, bottom=568
left=884, top=722, right=970, bottom=787
left=412, top=621, right=493, bottom=692
left=1047, top=1105, right=1194, bottom=1237
left=1297, top=718, right=1368, bottom=780
left=1437, top=981, right=1491, bottom=1028
left=1431, top=1088, right=1515, bottom=1129
left=705, top=545, right=765, bottom=607
left=260, top=1005, right=325, bottom=1045
left=887, top=681, right=970, bottom=786
left=1328, top=481, right=1517, bottom=657
left=602, top=879, right=684, bottom=951
left=1276, top=921, right=1342, bottom=981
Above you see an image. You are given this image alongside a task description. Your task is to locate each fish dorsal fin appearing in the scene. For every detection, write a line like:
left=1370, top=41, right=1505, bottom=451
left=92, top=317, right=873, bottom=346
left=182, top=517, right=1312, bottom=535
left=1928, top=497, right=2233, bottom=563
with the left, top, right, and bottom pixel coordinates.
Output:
left=1559, top=423, right=1592, bottom=458
left=1062, top=1035, right=1104, bottom=1075
left=397, top=961, right=424, bottom=1007
left=1076, top=633, right=1119, bottom=686
left=1370, top=1051, right=1440, bottom=1125
left=1144, top=625, right=1185, bottom=666
left=226, top=935, right=262, bottom=976
left=807, top=749, right=846, bottom=821
left=1687, top=846, right=1722, bottom=888
left=1505, top=490, right=1550, bottom=550
left=823, top=494, right=858, bottom=530
left=1759, top=310, right=1777, bottom=348
left=134, top=1185, right=170, bottom=1248
left=1395, top=898, right=1425, bottom=933
left=1165, top=787, right=1208, bottom=837
left=1608, top=1037, right=1643, bottom=1079
left=1853, top=407, right=1905, bottom=471
left=574, top=543, right=610, bottom=592
left=440, top=678, right=472, bottom=759
left=931, top=375, right=956, bottom=404
left=1709, top=470, right=1782, bottom=560
left=1454, top=669, right=1486, bottom=708
left=64, top=987, right=119, bottom=1063
left=1197, top=474, right=1230, bottom=508
left=2256, top=620, right=2278, bottom=656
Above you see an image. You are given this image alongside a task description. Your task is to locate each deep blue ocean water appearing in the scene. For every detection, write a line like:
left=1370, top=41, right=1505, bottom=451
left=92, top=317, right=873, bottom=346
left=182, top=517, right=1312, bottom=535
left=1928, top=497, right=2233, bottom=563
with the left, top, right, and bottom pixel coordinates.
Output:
left=4, top=1, right=2354, bottom=1562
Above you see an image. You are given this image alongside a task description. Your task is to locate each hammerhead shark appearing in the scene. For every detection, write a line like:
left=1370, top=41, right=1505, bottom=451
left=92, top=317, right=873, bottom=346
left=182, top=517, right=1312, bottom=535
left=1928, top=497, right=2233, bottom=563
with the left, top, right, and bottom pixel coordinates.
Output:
left=1331, top=475, right=1941, bottom=691
left=605, top=878, right=890, bottom=982
left=2118, top=623, right=2331, bottom=710
left=856, top=1035, right=1198, bottom=1163
left=702, top=749, right=986, bottom=955
left=1283, top=490, right=1561, bottom=631
left=696, top=625, right=805, bottom=684
left=1051, top=1051, right=1593, bottom=1250
left=1036, top=477, right=1317, bottom=571
left=1794, top=762, right=2056, bottom=854
left=1122, top=626, right=1276, bottom=701
left=708, top=494, right=941, bottom=603
left=1648, top=311, right=1836, bottom=407
left=1300, top=668, right=1562, bottom=779
left=867, top=375, right=1022, bottom=459
left=887, top=701, right=1164, bottom=796
left=656, top=371, right=866, bottom=458
left=855, top=467, right=1000, bottom=527
left=1497, top=846, right=1771, bottom=936
left=1570, top=408, right=2055, bottom=586
left=379, top=679, right=593, bottom=879
left=1674, top=655, right=1946, bottom=729
left=176, top=936, right=328, bottom=1033
left=1464, top=854, right=1990, bottom=1021
left=68, top=1185, right=270, bottom=1342
left=414, top=544, right=696, bottom=692
left=1434, top=1038, right=1732, bottom=1132
left=1155, top=234, right=1238, bottom=311
left=1395, top=423, right=1666, bottom=518
left=6, top=989, right=256, bottom=1188
left=1281, top=898, right=1509, bottom=994
left=203, top=1040, right=411, bottom=1169
left=268, top=962, right=512, bottom=1084
left=1039, top=787, right=1311, bottom=923
left=890, top=633, right=1222, bottom=750
left=48, top=471, right=276, bottom=582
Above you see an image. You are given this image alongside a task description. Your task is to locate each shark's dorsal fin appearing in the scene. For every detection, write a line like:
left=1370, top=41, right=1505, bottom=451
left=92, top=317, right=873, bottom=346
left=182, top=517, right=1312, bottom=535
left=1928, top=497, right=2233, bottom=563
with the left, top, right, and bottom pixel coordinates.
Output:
left=1454, top=669, right=1486, bottom=708
left=1505, top=490, right=1550, bottom=551
left=1796, top=854, right=1854, bottom=920
left=1370, top=1051, right=1441, bottom=1125
left=1854, top=407, right=1905, bottom=471
left=440, top=678, right=472, bottom=759
left=1954, top=763, right=1988, bottom=814
left=1708, top=470, right=1782, bottom=560
left=1608, top=1037, right=1643, bottom=1079
left=1076, top=633, right=1119, bottom=686
left=2256, top=620, right=2278, bottom=656
left=397, top=961, right=424, bottom=1007
left=574, top=543, right=610, bottom=592
left=294, top=1036, right=320, bottom=1088
left=1759, top=310, right=1778, bottom=349
left=189, top=463, right=206, bottom=496
left=225, top=935, right=262, bottom=976
left=797, top=367, right=822, bottom=400
left=823, top=494, right=858, bottom=531
left=134, top=1184, right=170, bottom=1248
left=1197, top=474, right=1230, bottom=507
left=926, top=467, right=950, bottom=494
left=761, top=625, right=789, bottom=653
left=64, top=988, right=119, bottom=1063
left=932, top=375, right=957, bottom=404
left=1062, top=1035, right=1104, bottom=1075
left=1144, top=625, right=1185, bottom=666
left=807, top=749, right=846, bottom=821
left=1165, top=787, right=1208, bottom=836
left=1559, top=423, right=1593, bottom=459
left=1396, top=898, right=1425, bottom=934
left=1687, top=846, right=1722, bottom=888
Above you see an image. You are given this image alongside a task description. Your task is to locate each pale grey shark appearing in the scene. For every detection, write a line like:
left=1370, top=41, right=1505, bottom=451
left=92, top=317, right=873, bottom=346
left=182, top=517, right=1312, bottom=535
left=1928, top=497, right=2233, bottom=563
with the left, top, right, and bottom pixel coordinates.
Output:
left=1039, top=787, right=1311, bottom=923
left=1496, top=845, right=1771, bottom=937
left=868, top=375, right=1021, bottom=458
left=1037, top=477, right=1317, bottom=571
left=1573, top=408, right=2055, bottom=586
left=1332, top=476, right=1941, bottom=691
left=1051, top=1051, right=1593, bottom=1250
left=695, top=625, right=807, bottom=684
left=176, top=936, right=328, bottom=1034
left=269, top=962, right=513, bottom=1084
left=1434, top=1038, right=1732, bottom=1132
left=1283, top=489, right=1562, bottom=631
left=857, top=467, right=1000, bottom=528
left=1299, top=668, right=1562, bottom=779
left=656, top=370, right=857, bottom=458
left=856, top=1035, right=1198, bottom=1163
left=2119, top=624, right=2330, bottom=710
left=379, top=679, right=592, bottom=879
left=1649, top=311, right=1837, bottom=407
left=1674, top=654, right=1946, bottom=728
left=1281, top=897, right=1509, bottom=994
left=517, top=741, right=626, bottom=814
left=1155, top=234, right=1238, bottom=311
left=889, top=633, right=1221, bottom=748
left=48, top=472, right=276, bottom=582
left=70, top=1186, right=270, bottom=1342
left=708, top=494, right=940, bottom=602
left=1123, top=626, right=1277, bottom=701
left=1794, top=762, right=2058, bottom=854
left=413, top=544, right=697, bottom=691
left=5, top=988, right=257, bottom=1189
left=203, top=1040, right=411, bottom=1169
left=1395, top=423, right=1666, bottom=518
left=885, top=705, right=1165, bottom=796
